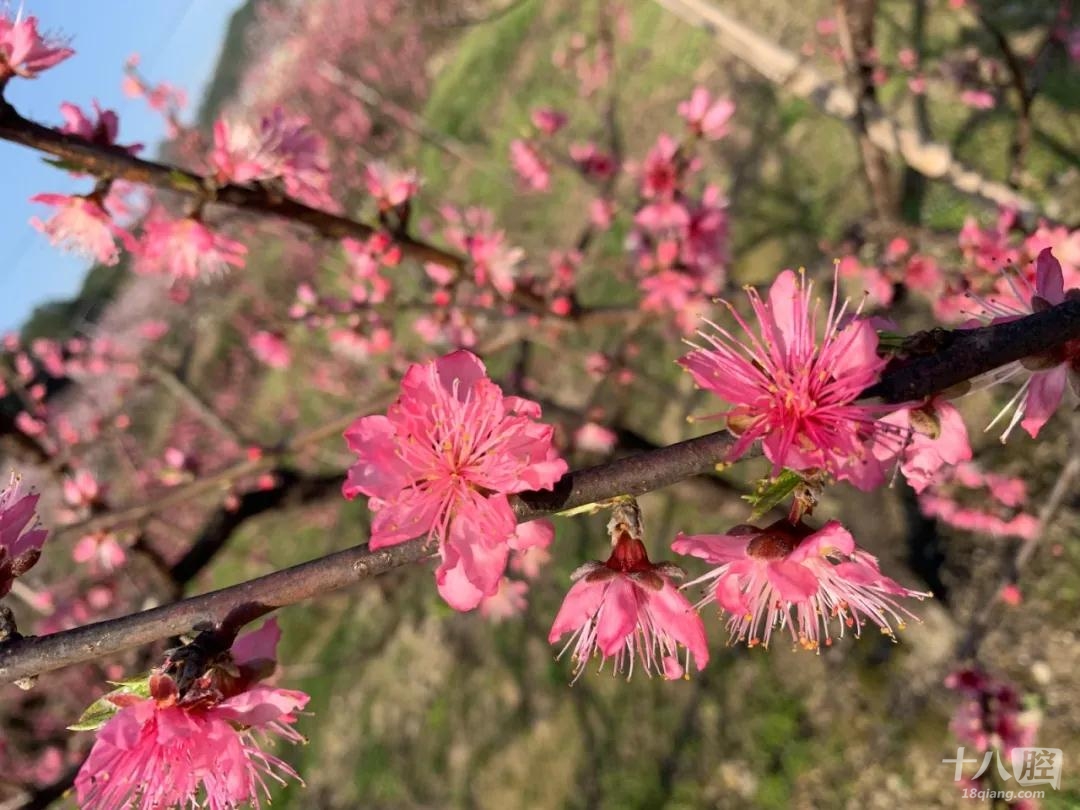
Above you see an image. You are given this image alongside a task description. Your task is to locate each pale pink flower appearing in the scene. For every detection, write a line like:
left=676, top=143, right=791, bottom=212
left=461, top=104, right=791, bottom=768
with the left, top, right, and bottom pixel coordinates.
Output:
left=76, top=622, right=308, bottom=810
left=210, top=118, right=269, bottom=184
left=58, top=101, right=141, bottom=153
left=139, top=215, right=247, bottom=280
left=677, top=87, right=735, bottom=140
left=550, top=524, right=708, bottom=682
left=0, top=474, right=47, bottom=599
left=73, top=532, right=126, bottom=573
left=343, top=351, right=567, bottom=610
left=573, top=422, right=618, bottom=454
left=960, top=88, right=996, bottom=109
left=673, top=519, right=928, bottom=650
left=479, top=578, right=529, bottom=623
left=973, top=248, right=1079, bottom=439
left=30, top=194, right=133, bottom=266
left=876, top=397, right=972, bottom=492
left=531, top=107, right=567, bottom=135
left=249, top=331, right=292, bottom=369
left=0, top=14, right=73, bottom=79
left=680, top=269, right=888, bottom=488
left=364, top=162, right=421, bottom=210
left=443, top=208, right=524, bottom=297
left=509, top=139, right=551, bottom=191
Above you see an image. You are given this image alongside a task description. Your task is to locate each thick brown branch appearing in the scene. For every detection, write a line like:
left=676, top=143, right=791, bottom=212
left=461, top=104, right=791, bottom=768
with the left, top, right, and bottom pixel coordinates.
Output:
left=0, top=99, right=463, bottom=271
left=4, top=297, right=1080, bottom=685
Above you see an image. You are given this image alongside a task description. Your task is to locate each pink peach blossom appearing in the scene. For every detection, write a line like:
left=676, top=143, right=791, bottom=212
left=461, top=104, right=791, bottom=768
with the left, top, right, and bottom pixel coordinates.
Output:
left=677, top=87, right=735, bottom=140
left=58, top=101, right=141, bottom=153
left=364, top=162, right=421, bottom=210
left=680, top=269, right=888, bottom=488
left=0, top=474, right=47, bottom=599
left=0, top=14, right=73, bottom=79
left=673, top=519, right=928, bottom=650
left=76, top=622, right=308, bottom=810
left=30, top=194, right=133, bottom=266
left=249, top=331, right=292, bottom=369
left=138, top=215, right=247, bottom=280
left=531, top=107, right=568, bottom=135
left=876, top=397, right=972, bottom=492
left=509, top=139, right=551, bottom=191
left=550, top=519, right=707, bottom=682
left=343, top=351, right=566, bottom=610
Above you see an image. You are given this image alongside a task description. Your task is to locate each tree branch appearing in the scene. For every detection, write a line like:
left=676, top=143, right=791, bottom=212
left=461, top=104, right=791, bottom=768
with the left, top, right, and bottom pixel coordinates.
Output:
left=4, top=297, right=1080, bottom=684
left=0, top=98, right=464, bottom=271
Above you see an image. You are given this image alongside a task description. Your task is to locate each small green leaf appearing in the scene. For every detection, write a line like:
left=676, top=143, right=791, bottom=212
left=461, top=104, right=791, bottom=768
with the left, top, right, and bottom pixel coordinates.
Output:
left=41, top=156, right=85, bottom=173
left=168, top=169, right=203, bottom=194
left=743, top=469, right=805, bottom=520
left=68, top=676, right=151, bottom=732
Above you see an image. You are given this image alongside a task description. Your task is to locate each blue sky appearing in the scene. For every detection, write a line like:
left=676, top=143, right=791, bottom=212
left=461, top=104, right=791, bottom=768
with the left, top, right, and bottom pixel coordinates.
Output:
left=0, top=0, right=248, bottom=332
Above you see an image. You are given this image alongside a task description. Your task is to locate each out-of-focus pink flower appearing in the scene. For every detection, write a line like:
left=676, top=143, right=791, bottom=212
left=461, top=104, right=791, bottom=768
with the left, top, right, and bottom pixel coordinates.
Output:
left=640, top=134, right=681, bottom=199
left=999, top=583, right=1022, bottom=606
left=550, top=504, right=708, bottom=681
left=677, top=87, right=735, bottom=140
left=837, top=254, right=895, bottom=307
left=680, top=269, right=888, bottom=489
left=960, top=89, right=996, bottom=109
left=442, top=207, right=524, bottom=297
left=673, top=519, right=928, bottom=649
left=945, top=668, right=1039, bottom=757
left=876, top=397, right=972, bottom=492
left=573, top=422, right=618, bottom=454
left=343, top=351, right=567, bottom=610
left=364, top=162, right=421, bottom=210
left=75, top=621, right=308, bottom=810
left=479, top=578, right=529, bottom=622
left=589, top=197, right=615, bottom=230
left=73, top=532, right=126, bottom=573
left=0, top=474, right=48, bottom=599
left=509, top=139, right=550, bottom=191
left=138, top=215, right=247, bottom=280
left=569, top=142, right=618, bottom=181
left=30, top=194, right=134, bottom=266
left=58, top=101, right=141, bottom=153
left=917, top=462, right=1040, bottom=540
left=62, top=470, right=101, bottom=510
left=249, top=331, right=292, bottom=369
left=531, top=107, right=567, bottom=135
left=0, top=14, right=73, bottom=79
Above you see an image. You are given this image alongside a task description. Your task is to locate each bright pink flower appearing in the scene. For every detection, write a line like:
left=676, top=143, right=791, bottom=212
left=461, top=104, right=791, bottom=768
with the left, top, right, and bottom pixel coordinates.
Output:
left=442, top=208, right=524, bottom=297
left=680, top=269, right=888, bottom=488
left=343, top=351, right=566, bottom=610
left=531, top=107, right=567, bottom=135
left=0, top=474, right=47, bottom=599
left=550, top=517, right=708, bottom=682
left=364, top=162, right=421, bottom=210
left=30, top=194, right=133, bottom=266
left=209, top=118, right=271, bottom=184
left=139, top=216, right=247, bottom=280
left=75, top=621, right=308, bottom=810
left=58, top=101, right=141, bottom=153
left=0, top=14, right=73, bottom=79
left=509, top=139, right=551, bottom=191
left=249, top=331, right=292, bottom=369
left=876, top=397, right=972, bottom=492
left=677, top=87, right=735, bottom=140
left=673, top=519, right=928, bottom=650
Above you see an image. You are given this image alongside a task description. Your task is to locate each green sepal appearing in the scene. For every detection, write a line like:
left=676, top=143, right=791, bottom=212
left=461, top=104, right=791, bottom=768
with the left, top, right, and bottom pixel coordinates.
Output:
left=743, top=469, right=805, bottom=520
left=68, top=676, right=152, bottom=731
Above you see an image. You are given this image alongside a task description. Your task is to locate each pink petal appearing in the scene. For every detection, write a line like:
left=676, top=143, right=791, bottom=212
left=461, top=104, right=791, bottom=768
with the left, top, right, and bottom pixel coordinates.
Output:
left=1021, top=365, right=1068, bottom=438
